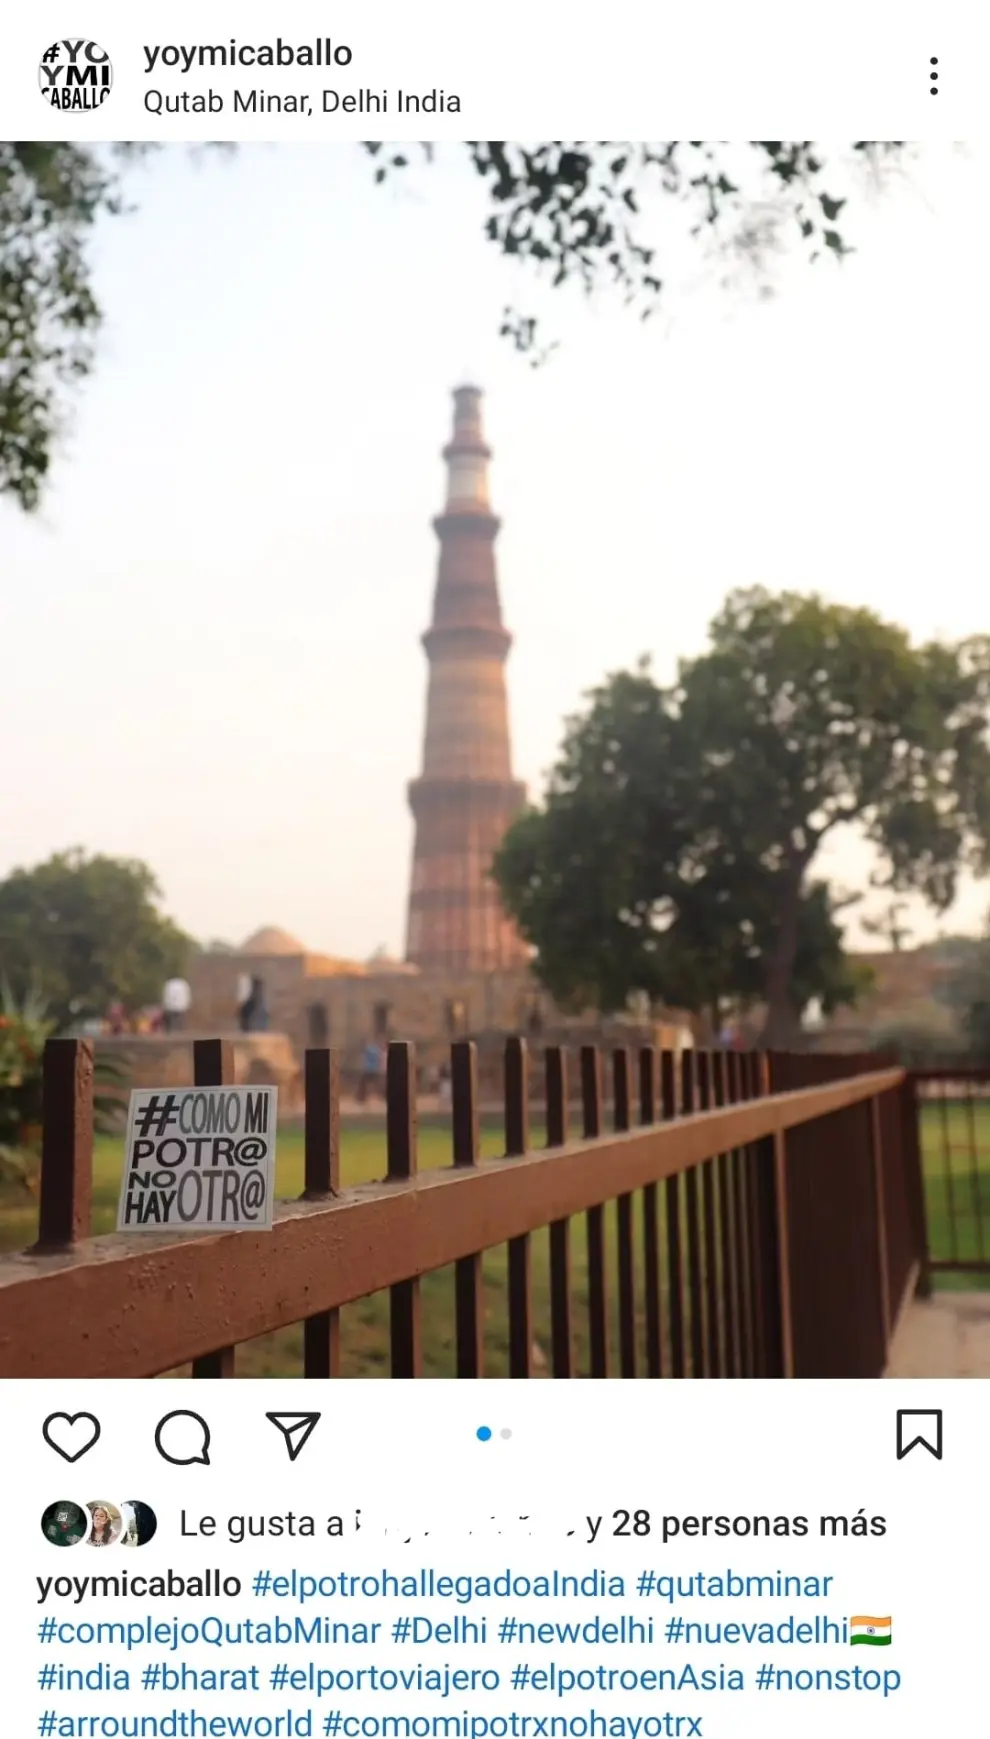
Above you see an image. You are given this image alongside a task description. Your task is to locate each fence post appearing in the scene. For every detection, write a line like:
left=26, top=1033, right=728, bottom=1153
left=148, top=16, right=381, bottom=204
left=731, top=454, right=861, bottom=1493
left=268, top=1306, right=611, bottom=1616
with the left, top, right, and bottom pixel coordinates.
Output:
left=32, top=1038, right=94, bottom=1253
left=869, top=1094, right=892, bottom=1355
left=191, top=1039, right=236, bottom=1378
left=505, top=1037, right=533, bottom=1378
left=757, top=1055, right=795, bottom=1379
left=545, top=1047, right=572, bottom=1378
left=681, top=1050, right=706, bottom=1376
left=613, top=1048, right=636, bottom=1378
left=452, top=1040, right=483, bottom=1378
left=581, top=1046, right=608, bottom=1378
left=387, top=1040, right=421, bottom=1376
left=638, top=1046, right=663, bottom=1377
left=901, top=1072, right=932, bottom=1299
left=302, top=1047, right=341, bottom=1377
left=661, top=1049, right=686, bottom=1377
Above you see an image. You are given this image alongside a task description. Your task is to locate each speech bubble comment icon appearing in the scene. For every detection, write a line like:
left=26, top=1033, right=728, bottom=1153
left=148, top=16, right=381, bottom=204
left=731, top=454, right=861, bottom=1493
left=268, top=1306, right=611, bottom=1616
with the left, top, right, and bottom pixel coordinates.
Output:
left=155, top=1410, right=211, bottom=1466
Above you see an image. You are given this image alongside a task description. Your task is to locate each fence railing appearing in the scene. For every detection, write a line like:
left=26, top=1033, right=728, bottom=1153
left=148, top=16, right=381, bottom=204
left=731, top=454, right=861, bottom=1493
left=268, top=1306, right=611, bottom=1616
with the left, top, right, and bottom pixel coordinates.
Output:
left=909, top=1065, right=990, bottom=1277
left=0, top=1036, right=924, bottom=1379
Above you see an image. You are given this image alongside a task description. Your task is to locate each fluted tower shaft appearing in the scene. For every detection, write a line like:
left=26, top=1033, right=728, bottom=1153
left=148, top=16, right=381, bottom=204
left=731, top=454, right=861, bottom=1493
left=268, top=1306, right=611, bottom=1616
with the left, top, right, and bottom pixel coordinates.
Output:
left=405, top=387, right=527, bottom=974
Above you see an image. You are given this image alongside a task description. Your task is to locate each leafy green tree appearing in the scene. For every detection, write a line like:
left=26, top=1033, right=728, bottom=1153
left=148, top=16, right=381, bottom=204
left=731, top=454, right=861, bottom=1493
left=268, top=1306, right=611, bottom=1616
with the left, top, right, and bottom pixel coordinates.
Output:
left=2, top=141, right=904, bottom=512
left=0, top=848, right=192, bottom=1026
left=677, top=589, right=990, bottom=1043
left=494, top=590, right=990, bottom=1045
left=0, top=143, right=130, bottom=510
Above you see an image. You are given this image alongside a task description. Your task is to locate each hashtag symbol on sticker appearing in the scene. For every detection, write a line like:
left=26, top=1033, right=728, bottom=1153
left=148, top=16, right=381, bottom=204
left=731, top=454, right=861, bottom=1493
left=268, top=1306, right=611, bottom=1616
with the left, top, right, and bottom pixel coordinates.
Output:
left=42, top=42, right=62, bottom=63
left=133, top=1093, right=179, bottom=1137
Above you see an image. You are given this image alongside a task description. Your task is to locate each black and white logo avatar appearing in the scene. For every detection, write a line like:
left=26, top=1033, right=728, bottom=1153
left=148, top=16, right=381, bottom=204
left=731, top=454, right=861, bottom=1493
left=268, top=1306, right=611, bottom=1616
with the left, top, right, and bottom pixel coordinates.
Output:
left=39, top=39, right=113, bottom=109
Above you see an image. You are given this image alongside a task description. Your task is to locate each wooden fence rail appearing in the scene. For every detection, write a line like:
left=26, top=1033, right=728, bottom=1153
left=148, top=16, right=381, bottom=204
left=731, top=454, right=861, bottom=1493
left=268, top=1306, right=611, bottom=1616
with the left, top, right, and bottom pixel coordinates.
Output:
left=0, top=1036, right=925, bottom=1379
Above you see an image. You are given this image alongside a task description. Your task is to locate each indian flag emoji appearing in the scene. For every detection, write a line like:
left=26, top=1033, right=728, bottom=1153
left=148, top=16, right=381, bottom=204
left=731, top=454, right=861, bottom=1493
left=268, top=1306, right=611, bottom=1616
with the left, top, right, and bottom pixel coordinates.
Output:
left=850, top=1615, right=892, bottom=1646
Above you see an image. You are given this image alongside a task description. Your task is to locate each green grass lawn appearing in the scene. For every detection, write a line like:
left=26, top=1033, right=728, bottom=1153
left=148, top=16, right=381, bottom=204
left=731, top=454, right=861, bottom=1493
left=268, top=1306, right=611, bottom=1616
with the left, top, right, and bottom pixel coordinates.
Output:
left=918, top=1100, right=990, bottom=1290
left=2, top=1099, right=988, bottom=1376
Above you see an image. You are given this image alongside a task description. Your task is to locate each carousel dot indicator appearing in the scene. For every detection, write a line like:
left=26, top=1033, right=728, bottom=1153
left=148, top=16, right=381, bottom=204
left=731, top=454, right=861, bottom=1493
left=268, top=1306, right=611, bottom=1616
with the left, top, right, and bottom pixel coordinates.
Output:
left=476, top=1426, right=492, bottom=1441
left=500, top=1429, right=513, bottom=1440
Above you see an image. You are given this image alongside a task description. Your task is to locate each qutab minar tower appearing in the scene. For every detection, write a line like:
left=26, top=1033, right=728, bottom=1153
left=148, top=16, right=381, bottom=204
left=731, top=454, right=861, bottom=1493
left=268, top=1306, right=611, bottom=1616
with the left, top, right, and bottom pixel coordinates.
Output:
left=405, top=387, right=528, bottom=974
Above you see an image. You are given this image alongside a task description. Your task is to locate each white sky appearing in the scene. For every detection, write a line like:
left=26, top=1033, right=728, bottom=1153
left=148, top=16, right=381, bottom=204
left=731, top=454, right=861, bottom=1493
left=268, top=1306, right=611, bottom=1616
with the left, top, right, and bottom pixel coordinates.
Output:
left=4, top=141, right=987, bottom=958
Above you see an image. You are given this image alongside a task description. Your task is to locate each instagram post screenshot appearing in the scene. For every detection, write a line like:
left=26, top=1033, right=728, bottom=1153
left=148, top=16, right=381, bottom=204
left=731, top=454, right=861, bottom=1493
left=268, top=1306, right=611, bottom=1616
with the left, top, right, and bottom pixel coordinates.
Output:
left=1, top=4, right=987, bottom=1736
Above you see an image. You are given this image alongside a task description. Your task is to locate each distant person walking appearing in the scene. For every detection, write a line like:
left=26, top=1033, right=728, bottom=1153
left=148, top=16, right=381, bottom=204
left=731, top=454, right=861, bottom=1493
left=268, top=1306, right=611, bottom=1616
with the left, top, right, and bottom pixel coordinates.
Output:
left=437, top=1060, right=452, bottom=1108
left=162, top=976, right=191, bottom=1035
left=238, top=976, right=270, bottom=1034
left=358, top=1040, right=381, bottom=1104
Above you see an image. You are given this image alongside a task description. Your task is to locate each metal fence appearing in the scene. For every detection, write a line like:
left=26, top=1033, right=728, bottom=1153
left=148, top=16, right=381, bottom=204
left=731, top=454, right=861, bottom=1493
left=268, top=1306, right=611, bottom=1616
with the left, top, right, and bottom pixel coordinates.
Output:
left=0, top=1036, right=925, bottom=1379
left=910, top=1066, right=990, bottom=1277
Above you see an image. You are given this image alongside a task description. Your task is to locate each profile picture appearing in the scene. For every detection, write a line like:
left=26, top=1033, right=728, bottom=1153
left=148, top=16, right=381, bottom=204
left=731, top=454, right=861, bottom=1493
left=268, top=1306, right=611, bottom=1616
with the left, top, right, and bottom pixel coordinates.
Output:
left=41, top=1501, right=88, bottom=1546
left=120, top=1500, right=158, bottom=1547
left=86, top=1501, right=123, bottom=1547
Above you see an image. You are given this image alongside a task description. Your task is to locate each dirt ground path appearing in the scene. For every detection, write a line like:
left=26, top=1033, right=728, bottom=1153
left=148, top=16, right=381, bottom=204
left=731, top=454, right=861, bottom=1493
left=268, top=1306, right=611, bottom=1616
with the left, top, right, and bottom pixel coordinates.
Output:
left=885, top=1292, right=990, bottom=1378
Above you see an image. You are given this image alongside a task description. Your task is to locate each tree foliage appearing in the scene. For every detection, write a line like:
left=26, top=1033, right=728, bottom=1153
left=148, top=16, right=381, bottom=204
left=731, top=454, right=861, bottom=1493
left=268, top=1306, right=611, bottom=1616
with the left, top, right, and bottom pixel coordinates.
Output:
left=494, top=589, right=990, bottom=1043
left=1, top=140, right=905, bottom=511
left=0, top=143, right=132, bottom=511
left=0, top=848, right=192, bottom=1026
left=365, top=141, right=905, bottom=356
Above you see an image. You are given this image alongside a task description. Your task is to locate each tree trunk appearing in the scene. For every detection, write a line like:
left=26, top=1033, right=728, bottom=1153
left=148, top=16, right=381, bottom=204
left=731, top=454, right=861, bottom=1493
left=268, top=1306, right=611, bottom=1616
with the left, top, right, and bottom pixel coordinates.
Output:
left=761, top=866, right=805, bottom=1050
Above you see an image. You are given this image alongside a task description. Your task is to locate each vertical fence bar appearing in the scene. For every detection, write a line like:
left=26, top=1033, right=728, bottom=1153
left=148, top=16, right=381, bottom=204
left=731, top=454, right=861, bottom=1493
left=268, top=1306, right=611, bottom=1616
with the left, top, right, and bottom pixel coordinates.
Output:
left=869, top=1093, right=892, bottom=1357
left=452, top=1041, right=484, bottom=1378
left=504, top=1037, right=533, bottom=1378
left=302, top=1047, right=341, bottom=1377
left=964, top=1079, right=986, bottom=1266
left=639, top=1046, right=663, bottom=1377
left=937, top=1081, right=958, bottom=1265
left=745, top=1051, right=772, bottom=1377
left=661, top=1050, right=686, bottom=1377
left=749, top=1052, right=793, bottom=1380
left=901, top=1073, right=932, bottom=1298
left=764, top=1053, right=794, bottom=1379
left=582, top=1046, right=609, bottom=1377
left=387, top=1040, right=422, bottom=1377
left=712, top=1050, right=739, bottom=1378
left=720, top=1050, right=744, bottom=1377
left=735, top=1051, right=759, bottom=1376
left=545, top=1047, right=573, bottom=1378
left=191, top=1039, right=236, bottom=1378
left=34, top=1038, right=94, bottom=1253
left=613, top=1048, right=636, bottom=1378
left=681, top=1050, right=706, bottom=1376
left=696, top=1051, right=722, bottom=1377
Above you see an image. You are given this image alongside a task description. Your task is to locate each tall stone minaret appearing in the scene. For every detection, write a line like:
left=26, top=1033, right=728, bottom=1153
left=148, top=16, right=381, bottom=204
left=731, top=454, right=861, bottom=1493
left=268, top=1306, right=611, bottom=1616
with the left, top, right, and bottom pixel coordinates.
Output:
left=405, top=386, right=527, bottom=974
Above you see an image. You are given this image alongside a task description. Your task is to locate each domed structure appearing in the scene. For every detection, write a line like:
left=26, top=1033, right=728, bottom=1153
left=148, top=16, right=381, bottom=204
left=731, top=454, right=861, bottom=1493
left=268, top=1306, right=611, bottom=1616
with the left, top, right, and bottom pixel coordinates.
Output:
left=239, top=926, right=306, bottom=956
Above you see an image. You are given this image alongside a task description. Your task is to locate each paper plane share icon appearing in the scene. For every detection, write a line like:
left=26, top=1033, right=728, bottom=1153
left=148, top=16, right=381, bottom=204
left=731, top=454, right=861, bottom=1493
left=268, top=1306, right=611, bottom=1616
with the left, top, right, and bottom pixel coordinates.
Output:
left=266, top=1412, right=322, bottom=1462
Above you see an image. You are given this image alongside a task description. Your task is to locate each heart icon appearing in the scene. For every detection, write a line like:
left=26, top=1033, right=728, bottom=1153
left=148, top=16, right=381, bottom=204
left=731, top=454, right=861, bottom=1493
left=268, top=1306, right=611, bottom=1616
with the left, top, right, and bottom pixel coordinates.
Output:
left=42, top=1412, right=101, bottom=1463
